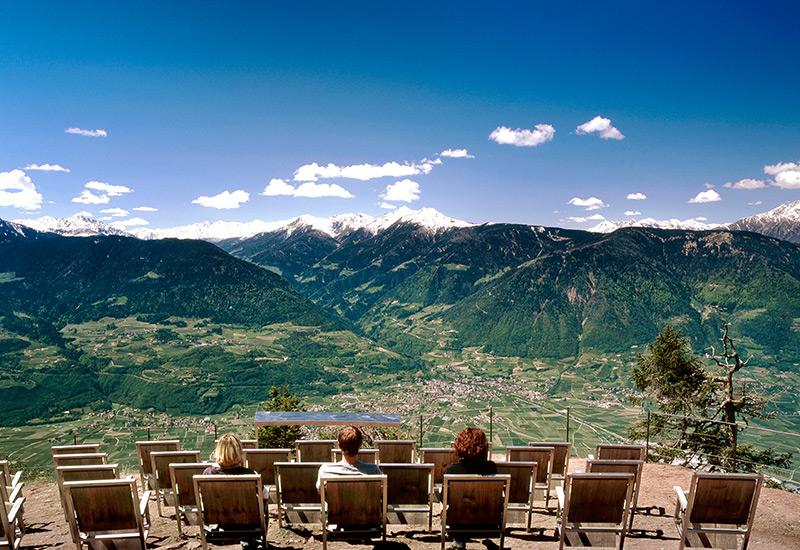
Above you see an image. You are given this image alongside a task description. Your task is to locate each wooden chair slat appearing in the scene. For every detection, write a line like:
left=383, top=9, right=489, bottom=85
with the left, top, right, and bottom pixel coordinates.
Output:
left=295, top=440, right=336, bottom=462
left=244, top=449, right=292, bottom=486
left=375, top=440, right=416, bottom=463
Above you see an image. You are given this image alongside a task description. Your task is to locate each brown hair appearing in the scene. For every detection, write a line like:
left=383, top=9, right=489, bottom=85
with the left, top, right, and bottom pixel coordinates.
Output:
left=453, top=427, right=489, bottom=461
left=214, top=433, right=244, bottom=468
left=337, top=425, right=363, bottom=457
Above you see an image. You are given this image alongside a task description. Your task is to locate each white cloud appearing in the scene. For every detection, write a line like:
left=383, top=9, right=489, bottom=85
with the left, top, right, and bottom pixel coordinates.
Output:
left=765, top=161, right=800, bottom=189
left=626, top=192, right=647, bottom=200
left=568, top=196, right=608, bottom=211
left=0, top=169, right=43, bottom=210
left=293, top=160, right=434, bottom=182
left=65, top=127, right=108, bottom=137
left=575, top=116, right=625, bottom=140
left=110, top=217, right=149, bottom=229
left=564, top=214, right=606, bottom=223
left=703, top=182, right=715, bottom=189
left=379, top=202, right=396, bottom=209
left=261, top=178, right=296, bottom=196
left=132, top=206, right=158, bottom=212
left=723, top=178, right=765, bottom=190
left=85, top=181, right=132, bottom=197
left=440, top=148, right=475, bottom=159
left=382, top=179, right=421, bottom=203
left=688, top=189, right=722, bottom=203
left=72, top=189, right=109, bottom=205
left=293, top=182, right=354, bottom=198
left=488, top=124, right=555, bottom=147
left=624, top=210, right=641, bottom=216
left=192, top=189, right=250, bottom=209
left=261, top=178, right=354, bottom=198
left=24, top=163, right=70, bottom=172
left=748, top=201, right=763, bottom=206
left=99, top=207, right=129, bottom=218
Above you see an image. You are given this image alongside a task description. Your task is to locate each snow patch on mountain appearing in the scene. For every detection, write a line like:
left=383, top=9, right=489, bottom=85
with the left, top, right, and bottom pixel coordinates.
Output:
left=589, top=217, right=725, bottom=233
left=14, top=213, right=132, bottom=237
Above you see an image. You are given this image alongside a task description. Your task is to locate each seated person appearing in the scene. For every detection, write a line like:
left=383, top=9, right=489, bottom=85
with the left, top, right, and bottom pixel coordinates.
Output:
left=316, top=425, right=382, bottom=490
left=444, top=427, right=497, bottom=550
left=204, top=433, right=256, bottom=475
left=445, top=427, right=497, bottom=475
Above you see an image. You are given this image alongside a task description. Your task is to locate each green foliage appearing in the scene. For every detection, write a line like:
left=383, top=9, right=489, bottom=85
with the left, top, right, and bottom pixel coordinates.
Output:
left=256, top=386, right=304, bottom=448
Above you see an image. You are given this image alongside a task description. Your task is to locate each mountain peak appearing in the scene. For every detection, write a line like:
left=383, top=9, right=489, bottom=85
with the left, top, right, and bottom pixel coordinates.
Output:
left=13, top=213, right=131, bottom=237
left=589, top=217, right=724, bottom=233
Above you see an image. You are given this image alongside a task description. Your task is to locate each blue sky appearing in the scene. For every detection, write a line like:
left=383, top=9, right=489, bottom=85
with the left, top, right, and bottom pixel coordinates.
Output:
left=1, top=1, right=799, bottom=230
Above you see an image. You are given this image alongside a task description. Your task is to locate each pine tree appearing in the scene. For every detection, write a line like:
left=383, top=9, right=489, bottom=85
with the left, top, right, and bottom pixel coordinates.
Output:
left=255, top=386, right=304, bottom=448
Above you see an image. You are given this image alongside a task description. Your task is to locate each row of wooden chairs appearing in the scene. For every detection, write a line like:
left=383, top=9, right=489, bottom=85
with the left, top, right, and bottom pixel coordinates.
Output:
left=0, top=460, right=25, bottom=549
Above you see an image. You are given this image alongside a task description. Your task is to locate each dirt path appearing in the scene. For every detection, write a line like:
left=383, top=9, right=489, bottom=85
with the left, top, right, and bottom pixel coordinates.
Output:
left=17, top=461, right=800, bottom=549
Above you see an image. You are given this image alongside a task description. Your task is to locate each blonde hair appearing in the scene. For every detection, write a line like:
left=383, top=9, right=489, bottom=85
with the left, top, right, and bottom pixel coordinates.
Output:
left=214, top=433, right=244, bottom=468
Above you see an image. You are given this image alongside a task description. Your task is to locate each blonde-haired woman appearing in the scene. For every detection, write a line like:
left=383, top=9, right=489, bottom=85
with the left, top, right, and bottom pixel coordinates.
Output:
left=203, top=433, right=256, bottom=475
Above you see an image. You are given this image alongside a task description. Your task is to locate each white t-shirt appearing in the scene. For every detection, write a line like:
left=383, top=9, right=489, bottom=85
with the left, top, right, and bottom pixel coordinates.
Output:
left=316, top=459, right=383, bottom=490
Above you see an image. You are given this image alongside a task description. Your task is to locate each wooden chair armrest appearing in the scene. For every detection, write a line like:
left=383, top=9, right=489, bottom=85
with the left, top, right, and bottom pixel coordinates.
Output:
left=7, top=498, right=24, bottom=524
left=586, top=454, right=595, bottom=461
left=8, top=483, right=23, bottom=503
left=10, top=471, right=22, bottom=488
left=555, top=485, right=565, bottom=513
left=140, top=490, right=152, bottom=517
left=673, top=486, right=688, bottom=511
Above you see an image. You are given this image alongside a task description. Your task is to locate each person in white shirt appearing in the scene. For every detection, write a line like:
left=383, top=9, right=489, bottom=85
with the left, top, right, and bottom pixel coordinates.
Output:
left=316, top=425, right=382, bottom=490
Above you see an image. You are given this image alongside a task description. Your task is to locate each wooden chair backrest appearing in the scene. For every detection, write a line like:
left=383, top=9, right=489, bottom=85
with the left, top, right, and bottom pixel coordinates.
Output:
left=0, top=462, right=12, bottom=485
left=332, top=449, right=378, bottom=463
left=53, top=453, right=108, bottom=469
left=321, top=475, right=386, bottom=526
left=381, top=464, right=433, bottom=505
left=564, top=473, right=633, bottom=525
left=65, top=478, right=142, bottom=534
left=443, top=475, right=509, bottom=528
left=244, top=449, right=291, bottom=486
left=586, top=459, right=642, bottom=481
left=375, top=440, right=416, bottom=463
left=506, top=446, right=553, bottom=484
left=194, top=474, right=263, bottom=526
left=58, top=464, right=118, bottom=484
left=688, top=472, right=762, bottom=525
left=595, top=444, right=645, bottom=461
left=170, top=463, right=209, bottom=508
left=151, top=451, right=201, bottom=490
left=528, top=441, right=571, bottom=476
left=495, top=461, right=536, bottom=504
left=295, top=440, right=336, bottom=462
left=135, top=440, right=180, bottom=475
left=0, top=497, right=11, bottom=540
left=276, top=462, right=325, bottom=504
left=419, top=448, right=458, bottom=484
left=51, top=444, right=101, bottom=458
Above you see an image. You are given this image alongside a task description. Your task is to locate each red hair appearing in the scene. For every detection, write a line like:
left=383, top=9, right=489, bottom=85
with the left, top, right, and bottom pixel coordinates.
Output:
left=453, top=427, right=489, bottom=460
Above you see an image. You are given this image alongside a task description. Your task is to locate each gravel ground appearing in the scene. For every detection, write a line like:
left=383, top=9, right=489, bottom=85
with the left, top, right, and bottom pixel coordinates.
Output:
left=16, top=460, right=800, bottom=549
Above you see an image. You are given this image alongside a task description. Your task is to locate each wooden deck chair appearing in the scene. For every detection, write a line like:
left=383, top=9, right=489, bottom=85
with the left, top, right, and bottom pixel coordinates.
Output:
left=381, top=463, right=434, bottom=531
left=673, top=472, right=762, bottom=550
left=0, top=463, right=21, bottom=496
left=193, top=474, right=267, bottom=550
left=53, top=453, right=108, bottom=512
left=0, top=490, right=24, bottom=550
left=331, top=448, right=379, bottom=463
left=274, top=462, right=325, bottom=527
left=506, top=446, right=554, bottom=506
left=495, top=461, right=537, bottom=532
left=441, top=474, right=510, bottom=550
left=556, top=473, right=634, bottom=550
left=169, top=462, right=209, bottom=538
left=375, top=440, right=416, bottom=463
left=529, top=441, right=571, bottom=487
left=590, top=443, right=645, bottom=462
left=215, top=438, right=258, bottom=450
left=51, top=444, right=101, bottom=459
left=587, top=459, right=644, bottom=529
left=0, top=471, right=24, bottom=539
left=150, top=450, right=201, bottom=517
left=135, top=440, right=180, bottom=490
left=319, top=474, right=387, bottom=550
left=244, top=449, right=291, bottom=490
left=56, top=464, right=119, bottom=543
left=295, top=440, right=336, bottom=462
left=63, top=477, right=151, bottom=549
left=419, top=448, right=458, bottom=485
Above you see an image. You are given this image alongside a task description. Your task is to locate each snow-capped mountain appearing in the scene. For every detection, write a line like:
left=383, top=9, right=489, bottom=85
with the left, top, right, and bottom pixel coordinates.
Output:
left=729, top=200, right=800, bottom=244
left=135, top=207, right=474, bottom=241
left=13, top=213, right=132, bottom=237
left=588, top=217, right=725, bottom=233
